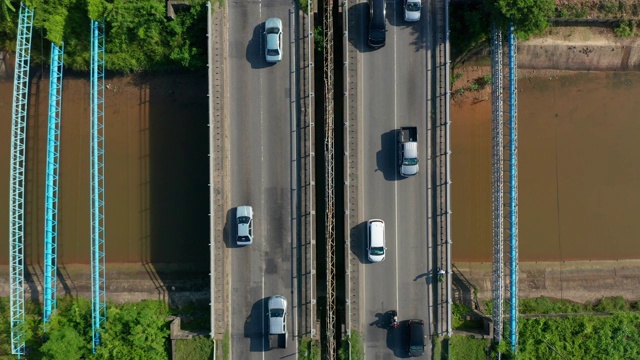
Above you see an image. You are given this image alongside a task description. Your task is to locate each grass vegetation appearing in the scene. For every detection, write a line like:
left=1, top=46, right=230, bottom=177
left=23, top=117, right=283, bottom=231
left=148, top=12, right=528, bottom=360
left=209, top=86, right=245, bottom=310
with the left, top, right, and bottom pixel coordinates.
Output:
left=175, top=337, right=215, bottom=360
left=338, top=330, right=363, bottom=360
left=298, top=0, right=310, bottom=14
left=469, top=296, right=640, bottom=359
left=518, top=312, right=640, bottom=359
left=556, top=0, right=640, bottom=19
left=450, top=335, right=488, bottom=360
left=299, top=337, right=320, bottom=360
left=221, top=331, right=230, bottom=360
left=520, top=295, right=638, bottom=314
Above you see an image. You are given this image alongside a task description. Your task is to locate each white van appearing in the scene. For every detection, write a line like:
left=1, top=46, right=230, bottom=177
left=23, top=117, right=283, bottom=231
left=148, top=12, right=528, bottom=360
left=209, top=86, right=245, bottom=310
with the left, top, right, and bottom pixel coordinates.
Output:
left=367, top=219, right=386, bottom=263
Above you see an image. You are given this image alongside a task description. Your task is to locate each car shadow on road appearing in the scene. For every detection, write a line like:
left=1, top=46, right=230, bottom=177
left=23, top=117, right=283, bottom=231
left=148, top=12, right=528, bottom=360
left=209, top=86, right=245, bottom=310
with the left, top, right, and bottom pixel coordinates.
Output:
left=350, top=221, right=368, bottom=264
left=388, top=320, right=410, bottom=358
left=244, top=297, right=270, bottom=352
left=376, top=129, right=402, bottom=181
left=347, top=2, right=376, bottom=54
left=224, top=208, right=237, bottom=249
left=246, top=23, right=275, bottom=69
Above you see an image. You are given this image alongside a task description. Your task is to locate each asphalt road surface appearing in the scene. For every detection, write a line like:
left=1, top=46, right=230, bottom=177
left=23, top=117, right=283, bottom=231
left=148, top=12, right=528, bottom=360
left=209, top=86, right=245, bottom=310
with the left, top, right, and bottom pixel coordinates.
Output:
left=227, top=1, right=298, bottom=358
left=349, top=0, right=432, bottom=358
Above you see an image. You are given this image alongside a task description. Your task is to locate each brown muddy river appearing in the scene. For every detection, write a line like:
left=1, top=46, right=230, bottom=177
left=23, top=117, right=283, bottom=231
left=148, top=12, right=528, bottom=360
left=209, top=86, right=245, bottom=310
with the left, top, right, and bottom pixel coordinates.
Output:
left=2, top=71, right=638, bottom=266
left=452, top=71, right=640, bottom=262
left=0, top=73, right=209, bottom=268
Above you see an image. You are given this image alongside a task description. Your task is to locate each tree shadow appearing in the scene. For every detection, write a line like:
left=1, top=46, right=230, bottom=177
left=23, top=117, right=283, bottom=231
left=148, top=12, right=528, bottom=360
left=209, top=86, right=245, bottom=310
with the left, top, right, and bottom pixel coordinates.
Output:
left=376, top=129, right=402, bottom=181
left=386, top=0, right=427, bottom=53
left=244, top=297, right=270, bottom=352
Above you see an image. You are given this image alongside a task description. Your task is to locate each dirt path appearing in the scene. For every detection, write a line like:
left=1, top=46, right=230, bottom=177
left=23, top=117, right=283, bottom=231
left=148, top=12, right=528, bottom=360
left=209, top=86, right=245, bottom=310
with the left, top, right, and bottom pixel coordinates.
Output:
left=454, top=260, right=640, bottom=307
left=453, top=26, right=640, bottom=106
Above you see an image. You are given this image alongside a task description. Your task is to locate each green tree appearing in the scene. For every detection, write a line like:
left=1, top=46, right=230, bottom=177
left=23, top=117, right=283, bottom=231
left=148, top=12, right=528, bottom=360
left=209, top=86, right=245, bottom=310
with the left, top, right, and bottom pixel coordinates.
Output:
left=95, top=301, right=170, bottom=360
left=492, top=0, right=555, bottom=39
left=41, top=324, right=88, bottom=360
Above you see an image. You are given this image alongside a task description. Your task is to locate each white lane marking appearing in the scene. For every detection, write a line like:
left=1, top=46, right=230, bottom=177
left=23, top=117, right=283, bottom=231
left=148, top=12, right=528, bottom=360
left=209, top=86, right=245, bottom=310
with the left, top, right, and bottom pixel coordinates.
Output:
left=359, top=20, right=367, bottom=324
left=262, top=272, right=265, bottom=360
left=393, top=6, right=399, bottom=310
left=259, top=3, right=266, bottom=360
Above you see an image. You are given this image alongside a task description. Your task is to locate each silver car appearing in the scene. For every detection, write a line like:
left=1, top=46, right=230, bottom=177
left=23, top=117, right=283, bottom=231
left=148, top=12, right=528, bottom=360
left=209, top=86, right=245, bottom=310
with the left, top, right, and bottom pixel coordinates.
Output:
left=236, top=206, right=253, bottom=245
left=267, top=295, right=287, bottom=335
left=264, top=17, right=283, bottom=63
left=404, top=0, right=421, bottom=22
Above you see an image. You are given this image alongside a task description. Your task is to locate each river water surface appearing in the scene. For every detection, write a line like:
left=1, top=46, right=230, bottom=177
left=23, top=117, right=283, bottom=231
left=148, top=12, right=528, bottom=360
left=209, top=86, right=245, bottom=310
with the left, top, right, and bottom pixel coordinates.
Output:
left=0, top=73, right=209, bottom=268
left=2, top=71, right=638, bottom=266
left=452, top=71, right=640, bottom=262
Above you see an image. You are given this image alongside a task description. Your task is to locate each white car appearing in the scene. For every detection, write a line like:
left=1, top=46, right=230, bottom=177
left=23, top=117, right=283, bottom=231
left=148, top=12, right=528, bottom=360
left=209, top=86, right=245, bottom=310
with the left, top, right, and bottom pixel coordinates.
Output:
left=268, top=295, right=287, bottom=335
left=236, top=206, right=253, bottom=245
left=404, top=0, right=422, bottom=22
left=264, top=18, right=283, bottom=63
left=367, top=219, right=386, bottom=263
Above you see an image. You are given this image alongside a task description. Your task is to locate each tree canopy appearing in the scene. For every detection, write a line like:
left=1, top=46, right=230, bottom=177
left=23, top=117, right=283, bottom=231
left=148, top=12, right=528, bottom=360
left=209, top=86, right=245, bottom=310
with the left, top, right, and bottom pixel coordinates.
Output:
left=1, top=0, right=208, bottom=72
left=493, top=0, right=556, bottom=40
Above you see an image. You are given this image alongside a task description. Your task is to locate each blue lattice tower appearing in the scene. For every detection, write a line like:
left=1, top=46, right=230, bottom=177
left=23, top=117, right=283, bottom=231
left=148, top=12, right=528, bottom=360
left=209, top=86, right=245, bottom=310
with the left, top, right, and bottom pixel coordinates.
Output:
left=504, top=24, right=519, bottom=355
left=43, top=42, right=64, bottom=328
left=491, top=24, right=520, bottom=358
left=490, top=24, right=505, bottom=349
left=9, top=3, right=34, bottom=356
left=90, top=19, right=106, bottom=353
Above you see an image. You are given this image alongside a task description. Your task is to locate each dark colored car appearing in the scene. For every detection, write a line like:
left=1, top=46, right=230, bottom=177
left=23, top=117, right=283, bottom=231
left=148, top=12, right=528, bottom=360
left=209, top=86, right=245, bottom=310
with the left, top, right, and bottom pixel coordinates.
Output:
left=368, top=0, right=386, bottom=48
left=408, top=319, right=425, bottom=357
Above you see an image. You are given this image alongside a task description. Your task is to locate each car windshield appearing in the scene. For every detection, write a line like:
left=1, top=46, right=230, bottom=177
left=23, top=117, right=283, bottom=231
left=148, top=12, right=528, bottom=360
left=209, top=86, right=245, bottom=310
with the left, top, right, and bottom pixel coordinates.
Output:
left=267, top=48, right=280, bottom=56
left=266, top=27, right=279, bottom=34
left=238, top=216, right=250, bottom=224
left=406, top=3, right=420, bottom=11
left=410, top=345, right=423, bottom=350
left=238, top=235, right=250, bottom=242
left=403, top=158, right=418, bottom=166
left=370, top=247, right=385, bottom=255
left=270, top=309, right=284, bottom=317
left=370, top=30, right=385, bottom=41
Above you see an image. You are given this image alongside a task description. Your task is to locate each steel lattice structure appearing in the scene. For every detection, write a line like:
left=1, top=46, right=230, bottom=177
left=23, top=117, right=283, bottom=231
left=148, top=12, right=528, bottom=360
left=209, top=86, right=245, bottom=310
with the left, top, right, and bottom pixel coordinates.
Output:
left=504, top=25, right=519, bottom=355
left=90, top=19, right=107, bottom=353
left=323, top=0, right=335, bottom=358
left=491, top=24, right=519, bottom=357
left=9, top=3, right=34, bottom=356
left=490, top=24, right=505, bottom=348
left=43, top=42, right=65, bottom=328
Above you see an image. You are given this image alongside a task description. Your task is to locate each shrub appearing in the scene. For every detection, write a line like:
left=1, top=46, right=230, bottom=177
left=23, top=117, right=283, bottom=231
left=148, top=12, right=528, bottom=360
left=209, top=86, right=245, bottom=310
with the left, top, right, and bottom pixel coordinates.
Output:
left=614, top=20, right=635, bottom=38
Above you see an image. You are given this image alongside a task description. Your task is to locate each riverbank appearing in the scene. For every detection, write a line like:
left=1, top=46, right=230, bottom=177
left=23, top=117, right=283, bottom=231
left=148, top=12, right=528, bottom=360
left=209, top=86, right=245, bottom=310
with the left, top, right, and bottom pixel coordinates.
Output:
left=452, top=26, right=640, bottom=105
left=454, top=260, right=640, bottom=308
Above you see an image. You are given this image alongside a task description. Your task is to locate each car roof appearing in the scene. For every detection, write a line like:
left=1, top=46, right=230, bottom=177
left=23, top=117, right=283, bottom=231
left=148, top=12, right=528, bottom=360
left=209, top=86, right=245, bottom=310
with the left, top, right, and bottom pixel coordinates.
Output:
left=368, top=219, right=385, bottom=247
left=371, top=0, right=385, bottom=28
left=265, top=17, right=282, bottom=30
left=409, top=319, right=425, bottom=343
left=269, top=295, right=287, bottom=309
left=237, top=205, right=252, bottom=218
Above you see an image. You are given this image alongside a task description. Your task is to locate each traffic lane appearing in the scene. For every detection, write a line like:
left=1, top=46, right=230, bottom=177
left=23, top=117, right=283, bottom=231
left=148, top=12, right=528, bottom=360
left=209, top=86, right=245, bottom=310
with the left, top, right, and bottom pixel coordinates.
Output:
left=227, top=0, right=297, bottom=358
left=396, top=171, right=430, bottom=356
left=358, top=3, right=431, bottom=359
left=227, top=2, right=268, bottom=359
left=359, top=9, right=403, bottom=358
left=259, top=2, right=298, bottom=358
